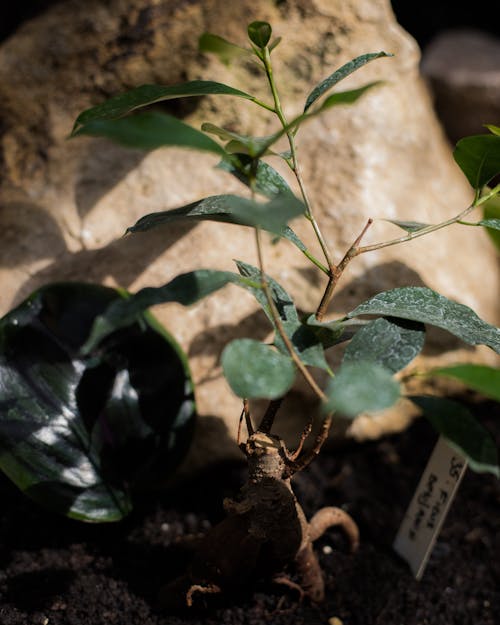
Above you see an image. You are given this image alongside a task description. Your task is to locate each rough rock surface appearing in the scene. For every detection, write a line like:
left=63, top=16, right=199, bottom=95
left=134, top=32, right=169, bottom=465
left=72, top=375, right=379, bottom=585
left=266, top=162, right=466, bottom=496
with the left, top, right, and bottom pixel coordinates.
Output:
left=421, top=29, right=500, bottom=142
left=0, top=0, right=498, bottom=469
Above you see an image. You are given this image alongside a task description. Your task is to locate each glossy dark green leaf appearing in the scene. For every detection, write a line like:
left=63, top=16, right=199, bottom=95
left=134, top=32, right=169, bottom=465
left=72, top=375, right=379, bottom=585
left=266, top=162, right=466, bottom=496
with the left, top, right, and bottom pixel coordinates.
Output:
left=72, top=81, right=255, bottom=133
left=384, top=219, right=429, bottom=233
left=304, top=51, right=392, bottom=112
left=247, top=21, right=272, bottom=48
left=125, top=193, right=306, bottom=251
left=346, top=287, right=500, bottom=353
left=83, top=270, right=258, bottom=353
left=343, top=317, right=425, bottom=373
left=0, top=283, right=195, bottom=521
left=410, top=396, right=499, bottom=478
left=73, top=112, right=226, bottom=155
left=217, top=153, right=292, bottom=198
left=236, top=261, right=330, bottom=372
left=198, top=33, right=250, bottom=64
left=428, top=364, right=500, bottom=402
left=324, top=361, right=400, bottom=418
left=221, top=339, right=295, bottom=398
left=319, top=82, right=383, bottom=111
left=453, top=134, right=500, bottom=189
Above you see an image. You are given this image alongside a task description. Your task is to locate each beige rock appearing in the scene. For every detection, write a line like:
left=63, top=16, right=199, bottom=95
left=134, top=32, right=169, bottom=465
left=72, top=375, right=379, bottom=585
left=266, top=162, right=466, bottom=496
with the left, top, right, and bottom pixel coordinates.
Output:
left=0, top=0, right=498, bottom=469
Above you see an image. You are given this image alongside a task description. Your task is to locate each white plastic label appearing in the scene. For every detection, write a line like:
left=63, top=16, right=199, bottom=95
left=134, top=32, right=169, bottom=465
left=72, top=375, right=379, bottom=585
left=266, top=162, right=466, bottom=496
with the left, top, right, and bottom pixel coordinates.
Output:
left=393, top=435, right=467, bottom=580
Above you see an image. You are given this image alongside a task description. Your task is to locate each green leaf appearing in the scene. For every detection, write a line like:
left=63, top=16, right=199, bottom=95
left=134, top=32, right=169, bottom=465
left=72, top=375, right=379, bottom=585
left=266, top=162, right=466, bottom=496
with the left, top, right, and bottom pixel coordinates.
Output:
left=324, top=361, right=400, bottom=418
left=83, top=270, right=256, bottom=353
left=410, top=396, right=499, bottom=478
left=198, top=33, right=250, bottom=64
left=319, top=82, right=383, bottom=111
left=479, top=218, right=500, bottom=231
left=201, top=122, right=275, bottom=157
left=482, top=192, right=500, bottom=251
left=428, top=364, right=500, bottom=402
left=72, top=81, right=255, bottom=133
left=268, top=37, right=282, bottom=53
left=221, top=339, right=295, bottom=399
left=485, top=124, right=500, bottom=136
left=343, top=317, right=425, bottom=373
left=223, top=193, right=305, bottom=233
left=304, top=314, right=351, bottom=349
left=347, top=287, right=500, bottom=353
left=248, top=21, right=272, bottom=48
left=125, top=193, right=305, bottom=247
left=383, top=219, right=429, bottom=233
left=236, top=261, right=331, bottom=372
left=304, top=52, right=392, bottom=112
left=217, top=153, right=292, bottom=199
left=453, top=134, right=500, bottom=190
left=0, top=283, right=195, bottom=521
left=74, top=112, right=227, bottom=155
left=255, top=83, right=381, bottom=153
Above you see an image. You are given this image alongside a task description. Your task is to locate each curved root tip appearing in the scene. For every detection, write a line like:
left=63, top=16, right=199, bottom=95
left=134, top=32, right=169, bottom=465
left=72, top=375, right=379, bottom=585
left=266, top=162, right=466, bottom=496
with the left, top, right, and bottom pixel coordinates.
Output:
left=308, top=506, right=360, bottom=552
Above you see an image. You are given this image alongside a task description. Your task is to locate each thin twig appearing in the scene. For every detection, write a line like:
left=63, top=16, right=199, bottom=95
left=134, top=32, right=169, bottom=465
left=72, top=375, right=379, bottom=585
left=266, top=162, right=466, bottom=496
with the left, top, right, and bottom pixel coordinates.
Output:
left=316, top=218, right=374, bottom=321
left=284, top=412, right=333, bottom=477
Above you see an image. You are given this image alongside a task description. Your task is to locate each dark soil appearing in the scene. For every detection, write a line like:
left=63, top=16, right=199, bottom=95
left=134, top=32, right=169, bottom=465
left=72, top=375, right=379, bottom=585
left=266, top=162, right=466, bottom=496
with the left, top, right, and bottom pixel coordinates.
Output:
left=1, top=399, right=499, bottom=625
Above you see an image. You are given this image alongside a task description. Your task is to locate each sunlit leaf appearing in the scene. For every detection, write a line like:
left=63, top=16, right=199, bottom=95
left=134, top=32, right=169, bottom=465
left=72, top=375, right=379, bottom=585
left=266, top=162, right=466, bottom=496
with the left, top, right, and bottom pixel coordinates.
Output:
left=199, top=33, right=250, bottom=64
left=485, top=124, right=500, bottom=136
left=72, top=81, right=255, bottom=133
left=410, top=396, right=499, bottom=478
left=453, top=134, right=500, bottom=190
left=74, top=112, right=226, bottom=155
left=428, top=364, right=500, bottom=402
left=125, top=193, right=305, bottom=247
left=324, top=361, right=400, bottom=417
left=201, top=123, right=276, bottom=157
left=346, top=287, right=500, bottom=353
left=221, top=339, right=295, bottom=398
left=304, top=51, right=392, bottom=112
left=384, top=219, right=429, bottom=233
left=343, top=317, right=425, bottom=373
left=0, top=283, right=195, bottom=521
left=319, top=81, right=383, bottom=111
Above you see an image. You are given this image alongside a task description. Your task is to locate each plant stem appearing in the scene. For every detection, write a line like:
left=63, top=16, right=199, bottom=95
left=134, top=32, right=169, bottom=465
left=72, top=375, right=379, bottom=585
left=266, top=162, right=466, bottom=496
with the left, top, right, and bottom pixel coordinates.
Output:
left=355, top=205, right=476, bottom=256
left=315, top=219, right=373, bottom=321
left=254, top=227, right=326, bottom=401
left=261, top=47, right=336, bottom=275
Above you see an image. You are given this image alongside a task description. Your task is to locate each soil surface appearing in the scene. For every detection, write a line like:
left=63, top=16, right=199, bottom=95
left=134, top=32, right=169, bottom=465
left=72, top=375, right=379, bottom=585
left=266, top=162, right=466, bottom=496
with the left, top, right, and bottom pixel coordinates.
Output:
left=1, top=398, right=499, bottom=625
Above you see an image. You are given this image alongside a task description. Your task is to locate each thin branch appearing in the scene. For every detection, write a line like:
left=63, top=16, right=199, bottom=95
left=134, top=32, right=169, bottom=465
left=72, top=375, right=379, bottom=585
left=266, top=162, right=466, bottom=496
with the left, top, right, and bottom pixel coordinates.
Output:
left=255, top=228, right=327, bottom=401
left=355, top=206, right=476, bottom=256
left=316, top=219, right=373, bottom=321
left=284, top=412, right=333, bottom=477
left=261, top=47, right=336, bottom=275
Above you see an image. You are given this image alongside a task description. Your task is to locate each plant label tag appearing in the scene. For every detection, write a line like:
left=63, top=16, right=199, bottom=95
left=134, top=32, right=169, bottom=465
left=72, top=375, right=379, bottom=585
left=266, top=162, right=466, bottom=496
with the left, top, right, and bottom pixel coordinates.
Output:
left=393, top=435, right=467, bottom=580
